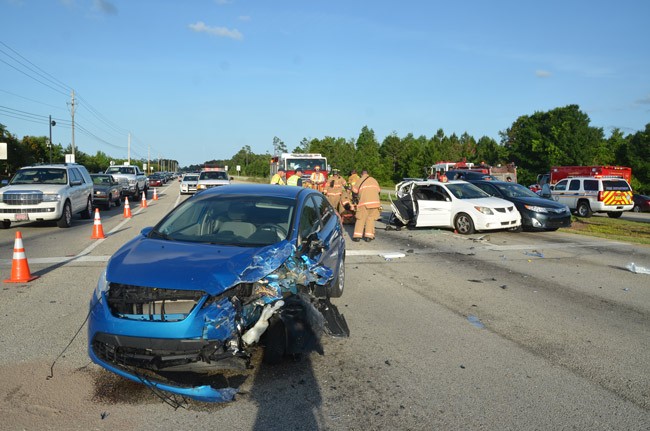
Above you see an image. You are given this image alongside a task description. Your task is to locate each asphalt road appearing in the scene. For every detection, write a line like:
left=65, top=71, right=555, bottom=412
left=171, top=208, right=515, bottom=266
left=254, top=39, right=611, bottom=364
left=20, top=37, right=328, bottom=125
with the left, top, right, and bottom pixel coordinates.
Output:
left=0, top=182, right=648, bottom=430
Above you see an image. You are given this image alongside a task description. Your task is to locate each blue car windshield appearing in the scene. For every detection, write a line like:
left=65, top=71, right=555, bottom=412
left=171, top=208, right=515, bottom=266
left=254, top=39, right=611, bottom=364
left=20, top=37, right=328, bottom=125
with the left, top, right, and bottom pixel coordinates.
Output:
left=495, top=182, right=541, bottom=198
left=151, top=194, right=295, bottom=246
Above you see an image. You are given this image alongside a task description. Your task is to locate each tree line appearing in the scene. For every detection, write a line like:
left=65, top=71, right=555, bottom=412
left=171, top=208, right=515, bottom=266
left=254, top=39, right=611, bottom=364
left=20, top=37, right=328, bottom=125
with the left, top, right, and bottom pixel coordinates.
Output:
left=2, top=104, right=649, bottom=193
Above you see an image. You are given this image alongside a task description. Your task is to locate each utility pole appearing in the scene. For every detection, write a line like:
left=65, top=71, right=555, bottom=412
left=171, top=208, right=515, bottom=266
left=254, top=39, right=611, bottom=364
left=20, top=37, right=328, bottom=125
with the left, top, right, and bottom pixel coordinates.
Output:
left=48, top=115, right=56, bottom=164
left=70, top=90, right=76, bottom=159
left=128, top=132, right=131, bottom=164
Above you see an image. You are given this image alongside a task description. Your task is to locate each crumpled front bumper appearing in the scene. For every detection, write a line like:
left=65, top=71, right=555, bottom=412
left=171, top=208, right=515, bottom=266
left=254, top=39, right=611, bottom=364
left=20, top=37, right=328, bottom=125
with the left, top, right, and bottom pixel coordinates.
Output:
left=88, top=241, right=347, bottom=402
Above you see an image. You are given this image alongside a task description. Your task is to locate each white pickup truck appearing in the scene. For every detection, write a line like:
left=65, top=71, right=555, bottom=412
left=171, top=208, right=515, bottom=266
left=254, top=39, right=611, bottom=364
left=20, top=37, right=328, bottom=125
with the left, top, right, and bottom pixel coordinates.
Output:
left=105, top=165, right=148, bottom=200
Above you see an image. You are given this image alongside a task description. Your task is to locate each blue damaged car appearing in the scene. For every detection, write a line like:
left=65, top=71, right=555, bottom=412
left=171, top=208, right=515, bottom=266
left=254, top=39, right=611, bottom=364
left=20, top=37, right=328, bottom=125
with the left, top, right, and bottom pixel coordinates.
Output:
left=88, top=184, right=348, bottom=402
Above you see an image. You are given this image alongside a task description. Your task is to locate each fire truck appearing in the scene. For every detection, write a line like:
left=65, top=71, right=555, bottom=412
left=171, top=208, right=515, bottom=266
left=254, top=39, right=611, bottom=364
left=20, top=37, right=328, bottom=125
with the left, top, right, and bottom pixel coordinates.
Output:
left=530, top=165, right=632, bottom=193
left=270, top=153, right=328, bottom=189
left=427, top=160, right=517, bottom=182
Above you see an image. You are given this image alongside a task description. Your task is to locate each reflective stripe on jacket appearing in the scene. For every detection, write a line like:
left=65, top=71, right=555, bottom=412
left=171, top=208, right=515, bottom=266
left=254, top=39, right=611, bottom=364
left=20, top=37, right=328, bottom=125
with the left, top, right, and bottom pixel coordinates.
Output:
left=352, top=174, right=381, bottom=208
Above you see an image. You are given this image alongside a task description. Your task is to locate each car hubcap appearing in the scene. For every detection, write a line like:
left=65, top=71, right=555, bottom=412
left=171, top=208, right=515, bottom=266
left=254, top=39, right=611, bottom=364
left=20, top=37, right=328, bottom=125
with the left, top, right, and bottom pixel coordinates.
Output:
left=458, top=217, right=469, bottom=233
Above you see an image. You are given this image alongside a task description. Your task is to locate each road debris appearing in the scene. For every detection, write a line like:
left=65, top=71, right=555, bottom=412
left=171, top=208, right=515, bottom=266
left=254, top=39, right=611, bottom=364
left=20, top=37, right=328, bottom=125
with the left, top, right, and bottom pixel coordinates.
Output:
left=379, top=252, right=406, bottom=261
left=467, top=315, right=485, bottom=329
left=626, top=262, right=650, bottom=274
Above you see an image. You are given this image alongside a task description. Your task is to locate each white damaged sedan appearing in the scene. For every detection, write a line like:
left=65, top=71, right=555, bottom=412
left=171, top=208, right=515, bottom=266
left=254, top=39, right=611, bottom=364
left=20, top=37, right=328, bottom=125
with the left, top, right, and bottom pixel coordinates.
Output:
left=389, top=179, right=522, bottom=234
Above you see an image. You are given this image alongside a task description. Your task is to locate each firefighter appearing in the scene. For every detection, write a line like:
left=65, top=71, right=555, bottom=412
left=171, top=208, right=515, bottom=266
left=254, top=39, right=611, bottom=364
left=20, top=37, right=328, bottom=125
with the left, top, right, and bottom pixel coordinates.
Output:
left=348, top=169, right=360, bottom=187
left=325, top=169, right=347, bottom=212
left=286, top=168, right=303, bottom=187
left=270, top=168, right=286, bottom=185
left=351, top=169, right=381, bottom=242
left=310, top=165, right=326, bottom=192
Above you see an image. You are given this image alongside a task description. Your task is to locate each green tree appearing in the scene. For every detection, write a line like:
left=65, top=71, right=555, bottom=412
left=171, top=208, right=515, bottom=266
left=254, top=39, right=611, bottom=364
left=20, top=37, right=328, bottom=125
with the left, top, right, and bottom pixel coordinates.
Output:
left=502, top=105, right=606, bottom=185
left=380, top=132, right=404, bottom=182
left=231, top=145, right=255, bottom=176
left=354, top=126, right=385, bottom=182
left=21, top=136, right=48, bottom=165
left=272, top=136, right=287, bottom=155
left=475, top=136, right=504, bottom=166
left=293, top=138, right=310, bottom=153
left=604, top=128, right=626, bottom=166
left=618, top=124, right=650, bottom=193
left=0, top=124, right=23, bottom=179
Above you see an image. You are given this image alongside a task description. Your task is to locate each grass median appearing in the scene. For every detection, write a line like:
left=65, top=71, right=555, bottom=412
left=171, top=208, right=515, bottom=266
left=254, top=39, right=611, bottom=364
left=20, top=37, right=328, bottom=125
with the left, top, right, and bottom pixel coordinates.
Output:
left=561, top=215, right=650, bottom=245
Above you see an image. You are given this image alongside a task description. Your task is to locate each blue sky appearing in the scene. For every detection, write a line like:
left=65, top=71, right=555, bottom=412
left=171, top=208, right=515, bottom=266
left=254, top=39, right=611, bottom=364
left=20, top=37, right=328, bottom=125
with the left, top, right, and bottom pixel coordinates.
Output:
left=1, top=0, right=649, bottom=168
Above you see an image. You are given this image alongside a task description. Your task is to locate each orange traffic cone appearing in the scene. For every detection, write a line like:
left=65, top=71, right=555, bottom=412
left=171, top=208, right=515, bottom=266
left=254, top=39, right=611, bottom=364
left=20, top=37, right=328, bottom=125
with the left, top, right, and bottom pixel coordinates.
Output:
left=91, top=208, right=106, bottom=239
left=4, top=231, right=39, bottom=283
left=123, top=196, right=132, bottom=218
left=152, top=188, right=158, bottom=200
left=141, top=191, right=148, bottom=208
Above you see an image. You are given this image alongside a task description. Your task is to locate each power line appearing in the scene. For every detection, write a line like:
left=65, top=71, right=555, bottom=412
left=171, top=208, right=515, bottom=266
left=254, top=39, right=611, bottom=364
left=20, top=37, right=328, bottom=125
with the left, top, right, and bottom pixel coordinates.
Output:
left=0, top=41, right=71, bottom=94
left=0, top=105, right=49, bottom=122
left=0, top=57, right=69, bottom=97
left=76, top=94, right=129, bottom=136
left=0, top=41, right=162, bottom=160
left=0, top=89, right=66, bottom=112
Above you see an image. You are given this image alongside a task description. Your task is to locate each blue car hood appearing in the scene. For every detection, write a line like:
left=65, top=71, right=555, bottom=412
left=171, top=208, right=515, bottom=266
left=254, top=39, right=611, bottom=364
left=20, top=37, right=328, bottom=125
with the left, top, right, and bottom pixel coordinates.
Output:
left=107, top=236, right=295, bottom=294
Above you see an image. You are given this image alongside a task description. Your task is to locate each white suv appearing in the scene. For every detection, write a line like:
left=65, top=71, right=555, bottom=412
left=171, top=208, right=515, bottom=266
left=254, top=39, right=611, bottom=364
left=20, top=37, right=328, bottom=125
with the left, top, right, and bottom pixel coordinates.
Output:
left=0, top=163, right=94, bottom=228
left=196, top=170, right=231, bottom=192
left=551, top=177, right=633, bottom=218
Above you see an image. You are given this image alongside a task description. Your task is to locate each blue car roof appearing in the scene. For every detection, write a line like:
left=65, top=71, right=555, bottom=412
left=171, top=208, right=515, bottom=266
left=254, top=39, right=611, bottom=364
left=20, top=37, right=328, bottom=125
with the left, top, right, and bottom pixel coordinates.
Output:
left=195, top=183, right=310, bottom=199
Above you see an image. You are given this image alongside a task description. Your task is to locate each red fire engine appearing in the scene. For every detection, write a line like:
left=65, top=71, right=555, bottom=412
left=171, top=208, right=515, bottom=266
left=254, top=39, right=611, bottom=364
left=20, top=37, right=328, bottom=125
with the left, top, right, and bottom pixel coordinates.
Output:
left=530, top=165, right=632, bottom=193
left=270, top=153, right=329, bottom=190
left=427, top=160, right=517, bottom=182
left=549, top=166, right=631, bottom=184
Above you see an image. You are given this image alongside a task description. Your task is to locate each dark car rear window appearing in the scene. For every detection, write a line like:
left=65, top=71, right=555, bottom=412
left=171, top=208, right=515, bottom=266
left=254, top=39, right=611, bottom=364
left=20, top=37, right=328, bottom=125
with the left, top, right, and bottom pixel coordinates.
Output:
left=603, top=180, right=631, bottom=191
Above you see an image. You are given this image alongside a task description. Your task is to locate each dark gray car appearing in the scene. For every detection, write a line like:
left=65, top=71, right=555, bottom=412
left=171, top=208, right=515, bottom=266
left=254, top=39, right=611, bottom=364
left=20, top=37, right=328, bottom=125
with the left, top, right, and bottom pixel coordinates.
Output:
left=91, top=174, right=122, bottom=210
left=469, top=180, right=572, bottom=231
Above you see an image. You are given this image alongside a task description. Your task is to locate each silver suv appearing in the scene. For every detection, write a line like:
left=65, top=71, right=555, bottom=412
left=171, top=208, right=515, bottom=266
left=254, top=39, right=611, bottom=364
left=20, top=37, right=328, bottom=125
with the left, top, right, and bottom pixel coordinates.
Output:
left=0, top=163, right=94, bottom=228
left=551, top=176, right=633, bottom=218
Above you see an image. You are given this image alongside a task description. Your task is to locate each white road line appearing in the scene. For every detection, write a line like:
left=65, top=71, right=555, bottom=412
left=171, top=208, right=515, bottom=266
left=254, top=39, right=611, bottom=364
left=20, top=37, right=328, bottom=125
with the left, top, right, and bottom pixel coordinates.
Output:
left=346, top=250, right=411, bottom=256
left=484, top=241, right=629, bottom=251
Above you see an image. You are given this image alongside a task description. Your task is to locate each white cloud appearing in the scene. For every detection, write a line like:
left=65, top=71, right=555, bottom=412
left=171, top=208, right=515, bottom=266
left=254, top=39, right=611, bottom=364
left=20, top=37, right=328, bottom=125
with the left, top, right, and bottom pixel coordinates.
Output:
left=188, top=21, right=243, bottom=40
left=535, top=69, right=551, bottom=78
left=238, top=15, right=251, bottom=21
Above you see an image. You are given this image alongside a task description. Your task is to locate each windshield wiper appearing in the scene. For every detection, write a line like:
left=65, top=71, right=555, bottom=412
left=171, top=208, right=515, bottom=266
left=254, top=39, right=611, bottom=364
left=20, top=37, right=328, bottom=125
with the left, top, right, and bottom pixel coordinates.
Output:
left=149, top=230, right=174, bottom=241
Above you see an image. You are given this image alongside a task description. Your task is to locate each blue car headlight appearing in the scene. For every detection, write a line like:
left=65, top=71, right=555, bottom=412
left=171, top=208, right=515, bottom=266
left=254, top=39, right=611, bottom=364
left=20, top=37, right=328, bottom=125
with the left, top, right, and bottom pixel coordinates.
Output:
left=93, top=269, right=108, bottom=304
